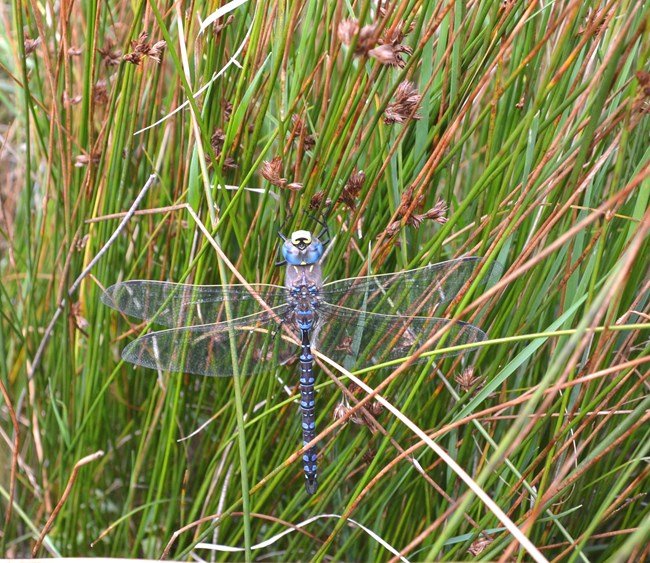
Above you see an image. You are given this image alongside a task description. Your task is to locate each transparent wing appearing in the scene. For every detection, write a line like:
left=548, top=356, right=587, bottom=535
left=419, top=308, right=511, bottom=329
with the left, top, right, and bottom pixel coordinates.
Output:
left=102, top=280, right=287, bottom=328
left=313, top=303, right=487, bottom=369
left=120, top=307, right=300, bottom=377
left=320, top=257, right=501, bottom=317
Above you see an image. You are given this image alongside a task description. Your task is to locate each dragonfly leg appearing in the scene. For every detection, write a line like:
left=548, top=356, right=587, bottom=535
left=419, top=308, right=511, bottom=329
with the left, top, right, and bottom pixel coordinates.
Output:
left=318, top=227, right=330, bottom=249
left=275, top=214, right=294, bottom=266
left=275, top=231, right=289, bottom=267
left=306, top=212, right=330, bottom=248
left=277, top=212, right=295, bottom=242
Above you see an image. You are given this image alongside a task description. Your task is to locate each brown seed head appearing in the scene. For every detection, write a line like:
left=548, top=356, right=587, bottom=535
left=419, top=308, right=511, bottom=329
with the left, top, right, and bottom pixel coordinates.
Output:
left=338, top=19, right=378, bottom=56
left=97, top=40, right=121, bottom=66
left=387, top=187, right=448, bottom=235
left=71, top=301, right=89, bottom=331
left=368, top=400, right=384, bottom=417
left=123, top=31, right=166, bottom=65
left=369, top=42, right=412, bottom=68
left=63, top=92, right=82, bottom=106
left=260, top=157, right=301, bottom=189
left=632, top=71, right=650, bottom=113
left=291, top=114, right=316, bottom=149
left=384, top=81, right=422, bottom=124
left=411, top=199, right=448, bottom=227
left=147, top=40, right=166, bottom=63
left=74, top=153, right=101, bottom=167
left=76, top=234, right=90, bottom=251
left=333, top=401, right=351, bottom=422
left=362, top=448, right=377, bottom=465
left=207, top=128, right=237, bottom=169
left=356, top=24, right=379, bottom=55
left=382, top=19, right=415, bottom=45
left=309, top=191, right=332, bottom=210
left=223, top=101, right=233, bottom=121
left=455, top=367, right=484, bottom=394
left=93, top=81, right=109, bottom=105
left=291, top=113, right=303, bottom=131
left=338, top=19, right=359, bottom=44
left=211, top=128, right=226, bottom=151
left=349, top=399, right=383, bottom=427
left=338, top=169, right=366, bottom=209
left=636, top=71, right=650, bottom=98
left=396, top=184, right=417, bottom=216
left=222, top=157, right=238, bottom=171
left=260, top=156, right=285, bottom=187
left=213, top=14, right=234, bottom=35
left=24, top=36, right=42, bottom=55
left=384, top=220, right=402, bottom=238
left=468, top=537, right=492, bottom=556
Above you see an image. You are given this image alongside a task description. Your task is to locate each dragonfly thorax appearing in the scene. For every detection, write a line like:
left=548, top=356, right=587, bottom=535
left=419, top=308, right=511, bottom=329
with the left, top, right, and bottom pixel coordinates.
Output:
left=285, top=258, right=323, bottom=295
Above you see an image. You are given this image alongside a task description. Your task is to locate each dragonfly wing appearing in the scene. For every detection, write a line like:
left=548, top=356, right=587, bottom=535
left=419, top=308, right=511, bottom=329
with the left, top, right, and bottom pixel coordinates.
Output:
left=313, top=303, right=487, bottom=370
left=320, top=257, right=501, bottom=318
left=102, top=280, right=287, bottom=327
left=120, top=307, right=300, bottom=377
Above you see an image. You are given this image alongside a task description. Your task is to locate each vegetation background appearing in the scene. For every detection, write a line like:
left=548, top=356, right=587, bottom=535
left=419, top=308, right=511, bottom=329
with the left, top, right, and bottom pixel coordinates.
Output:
left=1, top=0, right=649, bottom=560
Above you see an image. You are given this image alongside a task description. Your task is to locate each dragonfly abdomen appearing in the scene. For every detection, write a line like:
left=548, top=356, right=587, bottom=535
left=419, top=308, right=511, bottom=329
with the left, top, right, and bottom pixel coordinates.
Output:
left=299, top=331, right=318, bottom=495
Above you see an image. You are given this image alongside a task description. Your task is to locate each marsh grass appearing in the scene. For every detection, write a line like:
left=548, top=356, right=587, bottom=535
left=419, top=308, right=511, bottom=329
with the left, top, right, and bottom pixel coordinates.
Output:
left=1, top=0, right=649, bottom=560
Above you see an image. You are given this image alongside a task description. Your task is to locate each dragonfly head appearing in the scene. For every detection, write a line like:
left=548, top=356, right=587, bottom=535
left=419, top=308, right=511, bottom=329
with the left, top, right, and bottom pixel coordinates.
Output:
left=282, top=230, right=324, bottom=266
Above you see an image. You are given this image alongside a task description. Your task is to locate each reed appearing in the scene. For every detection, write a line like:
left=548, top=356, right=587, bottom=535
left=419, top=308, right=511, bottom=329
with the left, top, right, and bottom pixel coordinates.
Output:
left=1, top=0, right=649, bottom=560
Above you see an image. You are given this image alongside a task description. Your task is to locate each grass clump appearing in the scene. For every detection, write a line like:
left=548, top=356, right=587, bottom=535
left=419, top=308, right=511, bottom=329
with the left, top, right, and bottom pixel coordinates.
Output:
left=1, top=0, right=649, bottom=560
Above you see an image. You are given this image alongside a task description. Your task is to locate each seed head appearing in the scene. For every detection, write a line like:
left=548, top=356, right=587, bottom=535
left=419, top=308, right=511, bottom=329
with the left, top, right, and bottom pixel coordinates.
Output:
left=468, top=537, right=492, bottom=556
left=211, top=128, right=226, bottom=151
left=338, top=169, right=366, bottom=209
left=291, top=114, right=316, bottom=150
left=333, top=402, right=351, bottom=422
left=212, top=14, right=234, bottom=35
left=207, top=128, right=237, bottom=170
left=63, top=92, right=82, bottom=106
left=370, top=22, right=413, bottom=68
left=93, top=81, right=109, bottom=105
left=381, top=18, right=415, bottom=45
left=71, top=301, right=89, bottom=331
left=455, top=367, right=484, bottom=394
left=24, top=36, right=41, bottom=55
left=223, top=101, right=233, bottom=121
left=384, top=81, right=422, bottom=124
left=74, top=153, right=101, bottom=167
left=410, top=199, right=448, bottom=228
left=338, top=19, right=379, bottom=56
left=384, top=187, right=448, bottom=238
left=123, top=31, right=166, bottom=65
left=260, top=157, right=302, bottom=190
left=97, top=40, right=121, bottom=66
left=310, top=191, right=332, bottom=211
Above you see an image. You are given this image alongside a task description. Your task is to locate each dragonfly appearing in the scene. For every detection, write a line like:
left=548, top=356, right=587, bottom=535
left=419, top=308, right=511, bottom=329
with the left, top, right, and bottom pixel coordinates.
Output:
left=102, top=228, right=500, bottom=495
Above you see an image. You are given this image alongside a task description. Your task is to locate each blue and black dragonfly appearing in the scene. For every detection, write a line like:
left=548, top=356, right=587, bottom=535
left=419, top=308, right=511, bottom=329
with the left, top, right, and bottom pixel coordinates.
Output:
left=102, top=228, right=500, bottom=494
